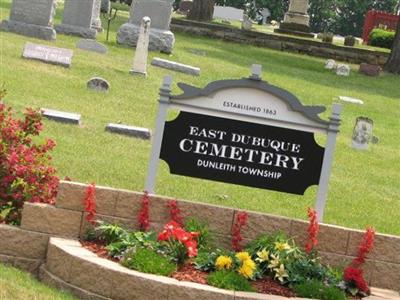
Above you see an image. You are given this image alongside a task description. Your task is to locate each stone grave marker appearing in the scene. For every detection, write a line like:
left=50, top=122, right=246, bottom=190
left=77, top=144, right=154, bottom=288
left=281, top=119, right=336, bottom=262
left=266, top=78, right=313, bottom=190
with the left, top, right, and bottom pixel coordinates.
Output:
left=22, top=42, right=73, bottom=67
left=77, top=39, right=108, bottom=54
left=87, top=77, right=110, bottom=91
left=325, top=59, right=337, bottom=70
left=241, top=15, right=253, bottom=30
left=91, top=0, right=103, bottom=32
left=130, top=17, right=151, bottom=76
left=352, top=117, right=376, bottom=150
left=338, top=96, right=364, bottom=105
left=55, top=0, right=99, bottom=39
left=106, top=123, right=151, bottom=139
left=213, top=6, right=244, bottom=21
left=41, top=108, right=81, bottom=124
left=260, top=8, right=271, bottom=24
left=359, top=63, right=381, bottom=77
left=151, top=58, right=200, bottom=76
left=336, top=64, right=350, bottom=76
left=117, top=0, right=175, bottom=53
left=0, top=0, right=57, bottom=40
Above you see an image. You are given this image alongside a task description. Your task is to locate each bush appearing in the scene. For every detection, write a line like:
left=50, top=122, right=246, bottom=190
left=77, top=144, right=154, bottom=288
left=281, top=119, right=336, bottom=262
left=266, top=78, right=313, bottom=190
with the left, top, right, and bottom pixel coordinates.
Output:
left=369, top=29, right=395, bottom=49
left=0, top=95, right=59, bottom=225
left=121, top=247, right=176, bottom=276
left=293, top=280, right=346, bottom=300
left=207, top=270, right=254, bottom=292
left=184, top=218, right=214, bottom=250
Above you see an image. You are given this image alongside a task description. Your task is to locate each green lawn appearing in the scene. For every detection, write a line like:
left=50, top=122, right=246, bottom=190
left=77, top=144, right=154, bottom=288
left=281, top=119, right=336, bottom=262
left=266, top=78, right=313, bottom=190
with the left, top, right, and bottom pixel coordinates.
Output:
left=0, top=0, right=399, bottom=236
left=0, top=264, right=76, bottom=299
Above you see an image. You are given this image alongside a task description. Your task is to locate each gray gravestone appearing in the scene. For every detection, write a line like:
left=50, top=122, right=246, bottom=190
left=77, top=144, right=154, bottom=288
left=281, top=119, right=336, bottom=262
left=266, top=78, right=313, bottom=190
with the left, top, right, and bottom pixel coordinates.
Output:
left=0, top=0, right=57, bottom=40
left=22, top=42, right=73, bottom=67
left=55, top=0, right=98, bottom=39
left=151, top=57, right=200, bottom=76
left=336, top=64, right=350, bottom=76
left=106, top=123, right=151, bottom=139
left=87, top=77, right=110, bottom=91
left=92, top=0, right=103, bottom=32
left=352, top=117, right=376, bottom=150
left=77, top=39, right=108, bottom=54
left=117, top=0, right=175, bottom=53
left=42, top=108, right=81, bottom=124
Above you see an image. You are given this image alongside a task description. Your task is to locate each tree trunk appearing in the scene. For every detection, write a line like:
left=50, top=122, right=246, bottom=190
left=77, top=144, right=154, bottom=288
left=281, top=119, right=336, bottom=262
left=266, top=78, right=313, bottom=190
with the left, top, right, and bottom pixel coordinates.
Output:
left=187, top=0, right=215, bottom=22
left=384, top=20, right=400, bottom=74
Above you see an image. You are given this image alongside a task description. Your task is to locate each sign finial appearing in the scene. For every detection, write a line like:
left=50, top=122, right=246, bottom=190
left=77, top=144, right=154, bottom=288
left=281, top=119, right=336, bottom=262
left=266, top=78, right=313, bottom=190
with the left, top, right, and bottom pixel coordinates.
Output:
left=250, top=64, right=262, bottom=81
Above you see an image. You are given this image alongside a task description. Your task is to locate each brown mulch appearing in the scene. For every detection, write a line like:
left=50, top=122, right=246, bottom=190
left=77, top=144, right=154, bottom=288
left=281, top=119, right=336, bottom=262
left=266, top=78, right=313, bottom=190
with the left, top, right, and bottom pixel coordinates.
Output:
left=171, top=264, right=208, bottom=285
left=252, top=277, right=296, bottom=297
left=82, top=240, right=297, bottom=297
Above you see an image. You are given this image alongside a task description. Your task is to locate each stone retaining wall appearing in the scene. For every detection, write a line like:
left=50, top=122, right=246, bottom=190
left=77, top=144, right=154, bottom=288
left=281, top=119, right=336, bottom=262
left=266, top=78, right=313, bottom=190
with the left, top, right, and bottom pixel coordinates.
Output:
left=170, top=18, right=389, bottom=66
left=0, top=180, right=399, bottom=296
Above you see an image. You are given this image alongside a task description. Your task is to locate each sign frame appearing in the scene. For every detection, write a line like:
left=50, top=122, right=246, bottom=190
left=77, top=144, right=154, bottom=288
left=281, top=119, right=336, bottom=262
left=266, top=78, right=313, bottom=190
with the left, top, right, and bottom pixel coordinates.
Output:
left=145, top=65, right=342, bottom=222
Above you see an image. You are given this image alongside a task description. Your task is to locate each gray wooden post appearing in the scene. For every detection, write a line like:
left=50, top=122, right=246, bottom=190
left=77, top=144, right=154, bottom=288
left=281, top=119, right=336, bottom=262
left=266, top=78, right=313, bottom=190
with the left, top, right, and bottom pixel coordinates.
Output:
left=144, top=75, right=172, bottom=193
left=315, top=103, right=342, bottom=222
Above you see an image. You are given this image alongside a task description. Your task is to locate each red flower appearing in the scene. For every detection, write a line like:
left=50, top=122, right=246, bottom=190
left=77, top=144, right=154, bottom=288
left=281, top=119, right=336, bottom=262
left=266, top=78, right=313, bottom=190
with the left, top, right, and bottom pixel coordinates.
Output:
left=83, top=183, right=96, bottom=225
left=305, top=208, right=319, bottom=254
left=167, top=200, right=183, bottom=226
left=343, top=227, right=375, bottom=295
left=138, top=191, right=150, bottom=231
left=231, top=211, right=248, bottom=251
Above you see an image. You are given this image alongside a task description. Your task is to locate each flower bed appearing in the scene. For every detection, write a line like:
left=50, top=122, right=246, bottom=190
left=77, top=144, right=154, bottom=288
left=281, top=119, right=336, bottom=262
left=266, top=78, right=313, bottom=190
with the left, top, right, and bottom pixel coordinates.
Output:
left=79, top=190, right=376, bottom=300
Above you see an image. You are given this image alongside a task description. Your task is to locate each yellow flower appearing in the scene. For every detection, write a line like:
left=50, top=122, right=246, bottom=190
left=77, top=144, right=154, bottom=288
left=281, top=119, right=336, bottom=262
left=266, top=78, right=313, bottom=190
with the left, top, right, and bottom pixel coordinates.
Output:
left=255, top=248, right=269, bottom=263
left=274, top=242, right=291, bottom=252
left=273, top=264, right=289, bottom=283
left=235, top=251, right=251, bottom=262
left=267, top=254, right=280, bottom=270
left=238, top=258, right=256, bottom=278
left=215, top=255, right=233, bottom=270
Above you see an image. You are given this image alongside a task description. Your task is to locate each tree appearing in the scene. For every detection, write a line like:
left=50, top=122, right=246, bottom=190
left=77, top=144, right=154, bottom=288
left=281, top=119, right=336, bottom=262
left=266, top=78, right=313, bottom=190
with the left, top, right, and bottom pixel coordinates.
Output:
left=384, top=20, right=400, bottom=74
left=188, top=0, right=215, bottom=22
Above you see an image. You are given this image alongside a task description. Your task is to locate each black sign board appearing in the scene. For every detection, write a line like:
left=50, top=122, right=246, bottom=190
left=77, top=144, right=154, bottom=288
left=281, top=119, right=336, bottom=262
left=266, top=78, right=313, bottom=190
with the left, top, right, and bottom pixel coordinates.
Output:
left=160, top=111, right=325, bottom=195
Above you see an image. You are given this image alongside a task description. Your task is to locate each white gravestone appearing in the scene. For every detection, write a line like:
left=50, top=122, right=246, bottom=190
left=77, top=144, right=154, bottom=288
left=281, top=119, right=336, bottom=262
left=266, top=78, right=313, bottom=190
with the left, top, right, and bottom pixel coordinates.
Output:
left=91, top=0, right=103, bottom=32
left=352, top=117, right=374, bottom=150
left=325, top=59, right=337, bottom=70
left=336, top=64, right=350, bottom=76
left=274, top=0, right=313, bottom=37
left=130, top=17, right=151, bottom=77
left=0, top=0, right=57, bottom=40
left=55, top=0, right=98, bottom=39
left=117, top=0, right=175, bottom=54
left=213, top=6, right=244, bottom=21
left=22, top=42, right=73, bottom=67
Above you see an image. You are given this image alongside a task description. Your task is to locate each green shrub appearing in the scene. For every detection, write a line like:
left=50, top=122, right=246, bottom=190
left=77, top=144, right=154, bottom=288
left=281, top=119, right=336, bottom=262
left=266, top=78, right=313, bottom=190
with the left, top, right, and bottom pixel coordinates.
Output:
left=207, top=270, right=254, bottom=292
left=293, top=280, right=346, bottom=300
left=184, top=218, right=214, bottom=250
left=121, top=247, right=176, bottom=276
left=369, top=28, right=395, bottom=49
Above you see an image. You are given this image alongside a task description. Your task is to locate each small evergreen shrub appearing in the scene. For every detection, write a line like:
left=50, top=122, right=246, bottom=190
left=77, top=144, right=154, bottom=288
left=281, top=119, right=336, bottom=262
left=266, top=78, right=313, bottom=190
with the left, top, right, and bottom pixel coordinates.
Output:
left=121, top=247, right=176, bottom=276
left=207, top=270, right=254, bottom=292
left=293, top=280, right=346, bottom=300
left=369, top=28, right=395, bottom=49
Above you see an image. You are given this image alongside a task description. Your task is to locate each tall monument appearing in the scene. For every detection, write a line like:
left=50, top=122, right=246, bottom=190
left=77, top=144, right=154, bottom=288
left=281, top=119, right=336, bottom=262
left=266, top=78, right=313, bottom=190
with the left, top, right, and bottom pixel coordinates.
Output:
left=274, top=0, right=314, bottom=38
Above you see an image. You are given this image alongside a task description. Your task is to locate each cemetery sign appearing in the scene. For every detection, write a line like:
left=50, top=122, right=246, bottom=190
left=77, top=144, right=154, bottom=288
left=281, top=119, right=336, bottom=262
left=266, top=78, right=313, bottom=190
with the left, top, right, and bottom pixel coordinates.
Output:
left=146, top=65, right=342, bottom=221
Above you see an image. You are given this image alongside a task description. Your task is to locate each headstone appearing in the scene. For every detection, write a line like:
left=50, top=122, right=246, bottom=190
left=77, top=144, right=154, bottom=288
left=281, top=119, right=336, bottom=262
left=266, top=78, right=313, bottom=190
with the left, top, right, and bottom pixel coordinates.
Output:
left=77, top=39, right=108, bottom=54
left=87, top=77, right=110, bottom=91
left=260, top=8, right=271, bottom=24
left=151, top=57, right=200, bottom=76
left=338, top=96, right=364, bottom=105
left=352, top=117, right=374, bottom=150
left=92, top=0, right=103, bottom=32
left=274, top=0, right=313, bottom=38
left=22, top=42, right=73, bottom=68
left=41, top=108, right=81, bottom=125
left=0, top=0, right=57, bottom=40
left=336, top=64, right=350, bottom=76
left=241, top=14, right=252, bottom=31
left=55, top=0, right=99, bottom=39
left=117, top=0, right=175, bottom=54
left=213, top=6, right=244, bottom=21
left=324, top=59, right=337, bottom=70
left=179, top=0, right=193, bottom=14
left=106, top=123, right=151, bottom=139
left=130, top=17, right=151, bottom=76
left=359, top=63, right=381, bottom=77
